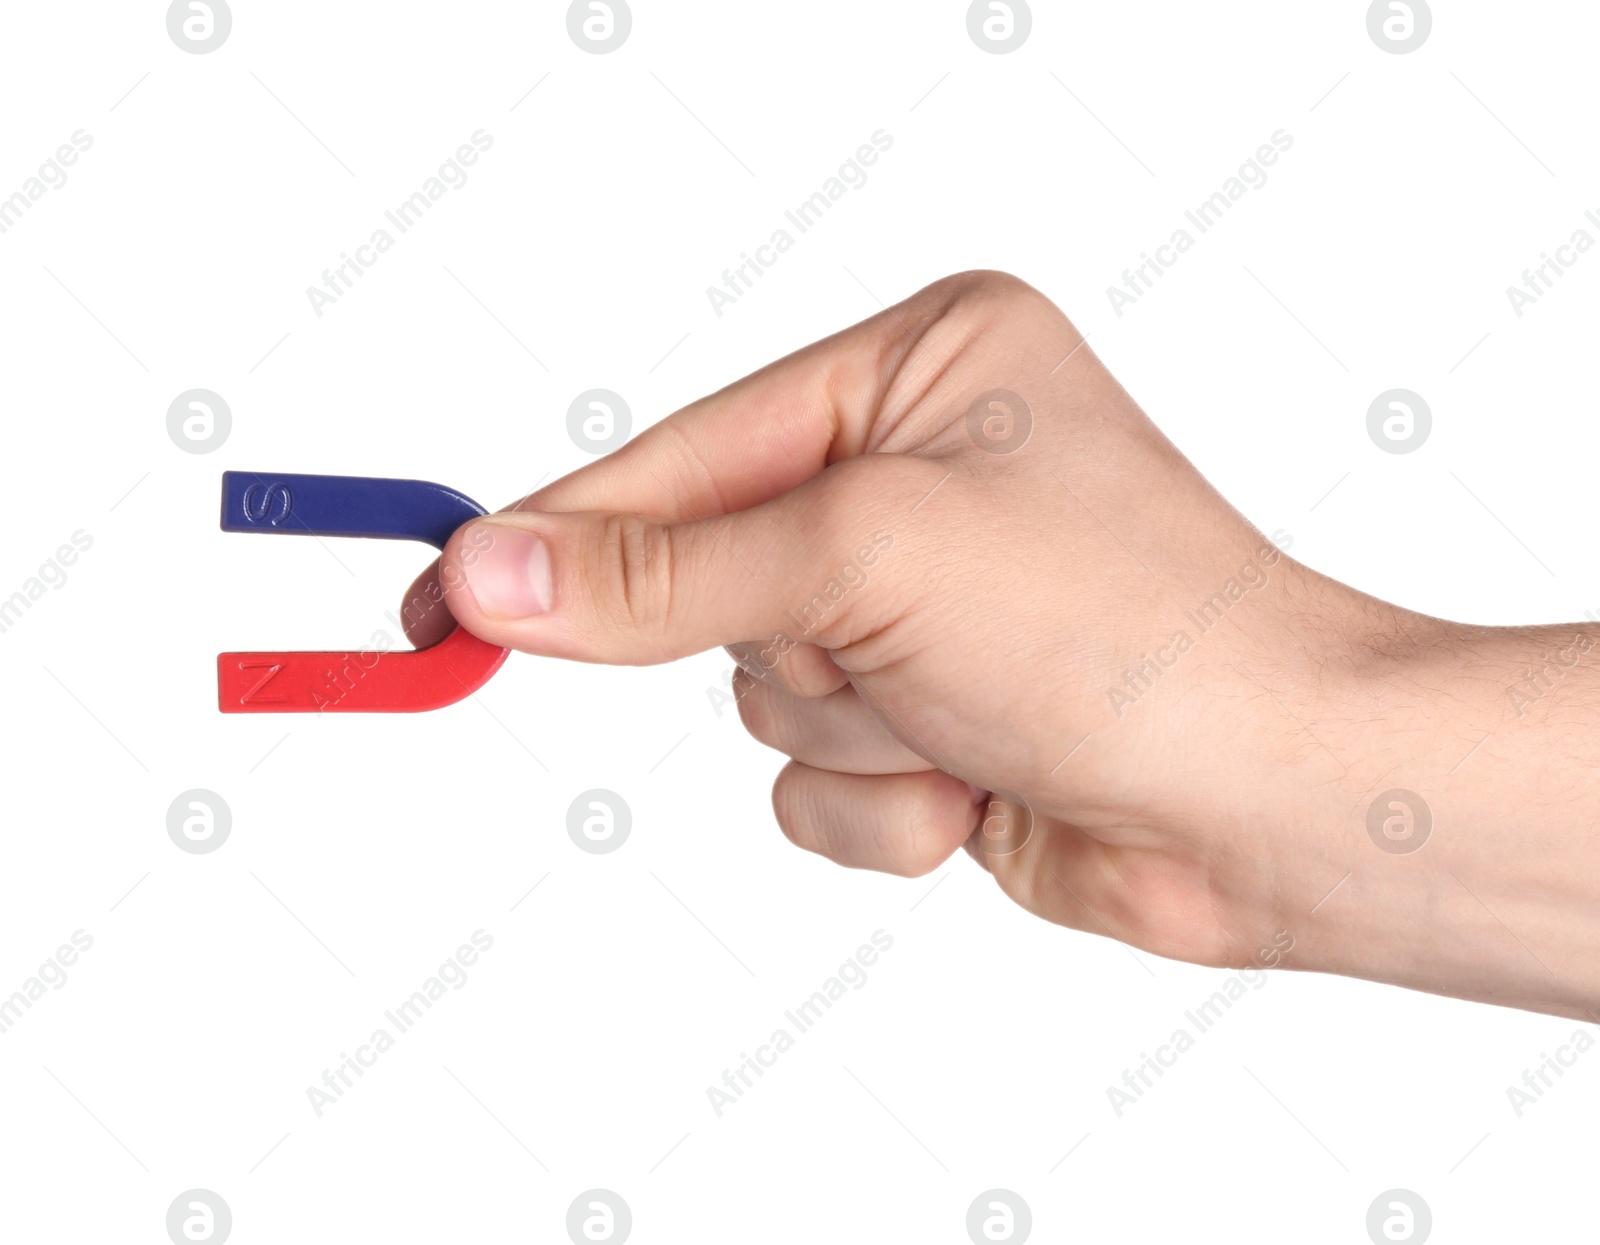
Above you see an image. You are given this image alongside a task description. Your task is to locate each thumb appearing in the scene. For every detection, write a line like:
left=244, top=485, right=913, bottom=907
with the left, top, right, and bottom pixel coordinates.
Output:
left=437, top=458, right=920, bottom=665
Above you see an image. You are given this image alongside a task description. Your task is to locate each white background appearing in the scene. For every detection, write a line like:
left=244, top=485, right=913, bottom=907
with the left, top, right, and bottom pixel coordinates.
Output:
left=2, top=1, right=1597, bottom=1241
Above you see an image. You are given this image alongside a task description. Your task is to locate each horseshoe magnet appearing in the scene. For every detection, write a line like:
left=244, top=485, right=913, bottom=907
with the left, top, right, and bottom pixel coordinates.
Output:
left=216, top=471, right=509, bottom=713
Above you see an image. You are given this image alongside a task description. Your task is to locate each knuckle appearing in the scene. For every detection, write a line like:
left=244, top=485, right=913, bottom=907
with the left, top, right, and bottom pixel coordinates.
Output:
left=892, top=809, right=949, bottom=878
left=947, top=267, right=1034, bottom=299
left=912, top=271, right=1068, bottom=380
left=657, top=420, right=730, bottom=515
left=891, top=784, right=968, bottom=877
left=921, top=269, right=1047, bottom=320
left=592, top=514, right=675, bottom=642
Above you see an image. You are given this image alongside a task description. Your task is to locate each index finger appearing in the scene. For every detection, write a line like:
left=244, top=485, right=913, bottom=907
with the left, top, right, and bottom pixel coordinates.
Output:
left=514, top=280, right=957, bottom=522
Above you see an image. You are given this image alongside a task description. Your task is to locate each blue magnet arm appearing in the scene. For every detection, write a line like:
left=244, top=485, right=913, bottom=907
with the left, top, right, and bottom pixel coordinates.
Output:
left=219, top=471, right=486, bottom=548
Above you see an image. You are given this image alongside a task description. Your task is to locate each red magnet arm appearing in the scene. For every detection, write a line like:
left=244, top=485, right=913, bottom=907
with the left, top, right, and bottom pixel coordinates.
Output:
left=216, top=471, right=510, bottom=714
left=218, top=624, right=509, bottom=713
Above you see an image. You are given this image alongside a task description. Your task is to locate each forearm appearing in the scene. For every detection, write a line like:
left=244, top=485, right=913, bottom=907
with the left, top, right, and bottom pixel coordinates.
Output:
left=1275, top=616, right=1600, bottom=1017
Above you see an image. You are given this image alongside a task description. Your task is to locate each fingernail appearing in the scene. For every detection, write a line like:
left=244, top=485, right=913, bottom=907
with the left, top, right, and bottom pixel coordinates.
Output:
left=726, top=643, right=767, bottom=680
left=462, top=524, right=551, bottom=617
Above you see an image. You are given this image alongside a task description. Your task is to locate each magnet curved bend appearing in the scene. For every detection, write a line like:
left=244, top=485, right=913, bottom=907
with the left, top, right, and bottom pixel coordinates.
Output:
left=216, top=471, right=510, bottom=713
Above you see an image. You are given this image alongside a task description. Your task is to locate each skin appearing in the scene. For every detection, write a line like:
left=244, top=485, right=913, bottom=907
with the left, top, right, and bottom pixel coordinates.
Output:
left=404, top=271, right=1600, bottom=1021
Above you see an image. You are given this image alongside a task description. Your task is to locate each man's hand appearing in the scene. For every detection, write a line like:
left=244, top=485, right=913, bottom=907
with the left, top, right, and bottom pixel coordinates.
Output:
left=415, top=271, right=1600, bottom=1020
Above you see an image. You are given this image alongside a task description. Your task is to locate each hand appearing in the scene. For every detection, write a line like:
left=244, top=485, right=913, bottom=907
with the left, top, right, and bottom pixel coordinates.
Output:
left=415, top=271, right=1600, bottom=1020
